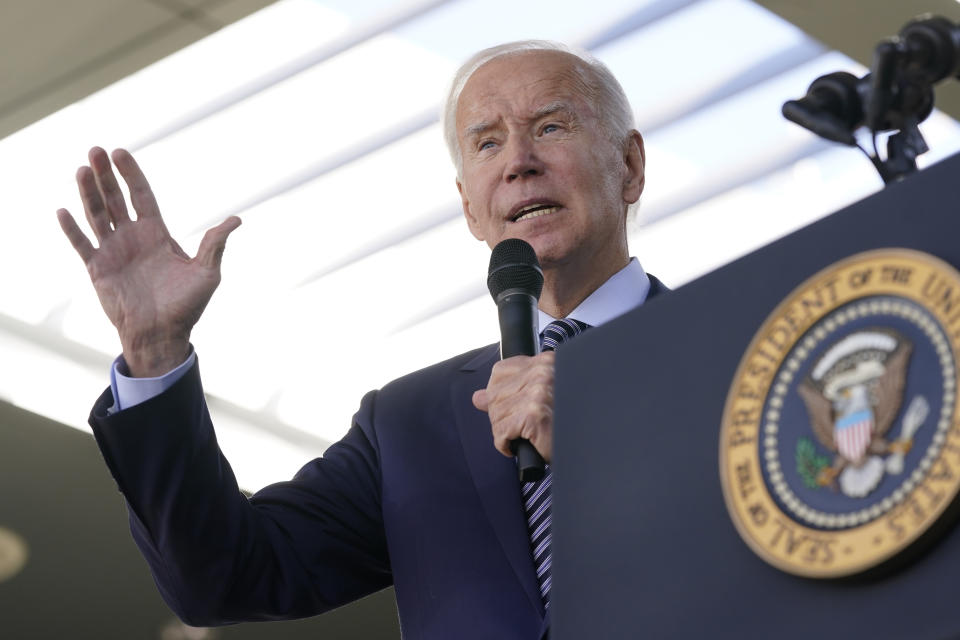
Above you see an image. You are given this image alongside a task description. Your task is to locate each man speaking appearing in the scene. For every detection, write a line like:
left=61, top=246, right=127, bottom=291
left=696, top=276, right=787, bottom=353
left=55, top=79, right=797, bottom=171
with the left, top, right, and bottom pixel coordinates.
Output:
left=57, top=40, right=664, bottom=639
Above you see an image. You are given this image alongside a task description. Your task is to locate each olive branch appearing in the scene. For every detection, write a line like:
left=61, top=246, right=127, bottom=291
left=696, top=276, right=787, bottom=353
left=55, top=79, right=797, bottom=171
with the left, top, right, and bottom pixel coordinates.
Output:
left=796, top=437, right=830, bottom=489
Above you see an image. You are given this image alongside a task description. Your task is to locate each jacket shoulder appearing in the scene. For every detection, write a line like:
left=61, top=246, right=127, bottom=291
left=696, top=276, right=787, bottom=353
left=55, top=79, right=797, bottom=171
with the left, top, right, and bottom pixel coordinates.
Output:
left=380, top=343, right=499, bottom=394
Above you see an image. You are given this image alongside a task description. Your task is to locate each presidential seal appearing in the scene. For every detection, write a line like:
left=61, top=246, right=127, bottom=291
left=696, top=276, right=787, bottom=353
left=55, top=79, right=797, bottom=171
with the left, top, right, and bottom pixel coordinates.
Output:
left=720, top=249, right=960, bottom=578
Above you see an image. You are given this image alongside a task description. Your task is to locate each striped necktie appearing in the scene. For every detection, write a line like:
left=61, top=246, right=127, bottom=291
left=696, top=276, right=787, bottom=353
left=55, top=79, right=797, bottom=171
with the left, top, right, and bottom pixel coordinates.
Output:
left=523, top=317, right=590, bottom=610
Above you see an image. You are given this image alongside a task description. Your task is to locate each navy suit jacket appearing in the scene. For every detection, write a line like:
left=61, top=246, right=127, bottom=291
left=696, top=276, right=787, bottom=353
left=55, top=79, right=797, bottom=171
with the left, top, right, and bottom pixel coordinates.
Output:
left=89, top=275, right=666, bottom=639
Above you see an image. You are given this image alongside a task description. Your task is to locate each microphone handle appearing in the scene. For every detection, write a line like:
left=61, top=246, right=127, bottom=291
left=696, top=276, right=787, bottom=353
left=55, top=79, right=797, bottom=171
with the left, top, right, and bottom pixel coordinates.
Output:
left=497, top=290, right=546, bottom=483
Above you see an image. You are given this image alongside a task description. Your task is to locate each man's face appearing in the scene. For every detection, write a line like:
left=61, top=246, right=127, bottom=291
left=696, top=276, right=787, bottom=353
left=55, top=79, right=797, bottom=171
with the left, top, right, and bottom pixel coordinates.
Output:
left=455, top=50, right=644, bottom=271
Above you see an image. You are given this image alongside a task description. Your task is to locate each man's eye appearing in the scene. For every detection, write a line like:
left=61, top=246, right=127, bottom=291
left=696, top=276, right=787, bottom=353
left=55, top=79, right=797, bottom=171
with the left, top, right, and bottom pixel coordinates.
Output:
left=479, top=140, right=496, bottom=151
left=542, top=123, right=560, bottom=134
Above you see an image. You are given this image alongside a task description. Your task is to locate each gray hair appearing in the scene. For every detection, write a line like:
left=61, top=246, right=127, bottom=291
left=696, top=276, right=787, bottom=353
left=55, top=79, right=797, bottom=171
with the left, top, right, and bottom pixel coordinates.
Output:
left=442, top=40, right=637, bottom=180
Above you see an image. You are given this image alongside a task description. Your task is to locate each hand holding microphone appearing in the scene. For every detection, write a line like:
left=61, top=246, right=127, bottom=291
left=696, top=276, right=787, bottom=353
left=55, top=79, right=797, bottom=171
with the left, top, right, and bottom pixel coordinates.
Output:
left=473, top=238, right=549, bottom=482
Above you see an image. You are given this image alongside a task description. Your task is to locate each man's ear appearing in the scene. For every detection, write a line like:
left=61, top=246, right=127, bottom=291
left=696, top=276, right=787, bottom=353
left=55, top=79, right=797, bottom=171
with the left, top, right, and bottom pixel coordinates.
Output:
left=457, top=178, right=485, bottom=241
left=622, top=130, right=645, bottom=205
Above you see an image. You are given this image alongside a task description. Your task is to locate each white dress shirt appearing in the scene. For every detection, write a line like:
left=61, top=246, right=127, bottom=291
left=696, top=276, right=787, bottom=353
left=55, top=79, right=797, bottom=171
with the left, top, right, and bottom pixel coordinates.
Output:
left=537, top=256, right=650, bottom=330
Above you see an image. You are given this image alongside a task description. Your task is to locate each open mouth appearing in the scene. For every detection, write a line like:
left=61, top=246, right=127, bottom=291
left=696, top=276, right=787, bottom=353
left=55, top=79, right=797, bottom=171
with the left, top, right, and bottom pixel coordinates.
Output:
left=511, top=203, right=561, bottom=223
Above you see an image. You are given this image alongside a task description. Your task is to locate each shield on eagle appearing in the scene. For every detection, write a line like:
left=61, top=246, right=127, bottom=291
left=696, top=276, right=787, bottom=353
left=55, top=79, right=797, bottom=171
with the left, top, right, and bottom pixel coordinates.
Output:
left=834, top=407, right=874, bottom=464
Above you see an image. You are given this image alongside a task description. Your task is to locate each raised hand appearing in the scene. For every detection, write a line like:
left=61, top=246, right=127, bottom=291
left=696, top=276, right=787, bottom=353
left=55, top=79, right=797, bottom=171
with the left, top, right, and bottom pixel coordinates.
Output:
left=57, top=147, right=241, bottom=377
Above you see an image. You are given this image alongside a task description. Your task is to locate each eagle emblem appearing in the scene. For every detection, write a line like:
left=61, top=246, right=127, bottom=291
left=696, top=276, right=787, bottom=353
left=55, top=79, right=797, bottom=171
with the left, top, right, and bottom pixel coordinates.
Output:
left=721, top=250, right=960, bottom=577
left=797, top=328, right=928, bottom=498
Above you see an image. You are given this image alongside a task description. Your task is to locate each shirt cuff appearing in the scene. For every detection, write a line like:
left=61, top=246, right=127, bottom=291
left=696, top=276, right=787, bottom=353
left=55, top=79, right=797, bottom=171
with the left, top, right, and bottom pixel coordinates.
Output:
left=109, top=348, right=197, bottom=413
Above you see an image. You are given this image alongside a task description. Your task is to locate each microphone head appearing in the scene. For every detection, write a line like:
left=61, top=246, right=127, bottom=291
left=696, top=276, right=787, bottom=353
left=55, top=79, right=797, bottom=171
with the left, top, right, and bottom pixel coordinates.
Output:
left=487, top=238, right=544, bottom=302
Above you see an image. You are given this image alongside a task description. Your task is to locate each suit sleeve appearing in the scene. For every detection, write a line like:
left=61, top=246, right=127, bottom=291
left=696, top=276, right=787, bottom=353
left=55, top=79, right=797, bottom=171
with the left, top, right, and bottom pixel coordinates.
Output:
left=89, top=358, right=392, bottom=626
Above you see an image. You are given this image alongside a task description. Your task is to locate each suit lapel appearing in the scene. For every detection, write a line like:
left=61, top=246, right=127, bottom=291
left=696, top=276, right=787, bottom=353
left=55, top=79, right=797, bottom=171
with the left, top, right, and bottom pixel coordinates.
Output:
left=452, top=344, right=545, bottom=619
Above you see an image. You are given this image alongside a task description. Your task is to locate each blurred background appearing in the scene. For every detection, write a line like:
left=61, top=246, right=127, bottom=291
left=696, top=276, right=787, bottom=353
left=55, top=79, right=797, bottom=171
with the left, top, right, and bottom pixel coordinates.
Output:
left=2, top=0, right=960, bottom=637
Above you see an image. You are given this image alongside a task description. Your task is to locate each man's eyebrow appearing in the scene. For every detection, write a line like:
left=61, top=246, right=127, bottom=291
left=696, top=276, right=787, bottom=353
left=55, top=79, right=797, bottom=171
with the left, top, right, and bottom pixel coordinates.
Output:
left=533, top=101, right=576, bottom=121
left=464, top=121, right=496, bottom=139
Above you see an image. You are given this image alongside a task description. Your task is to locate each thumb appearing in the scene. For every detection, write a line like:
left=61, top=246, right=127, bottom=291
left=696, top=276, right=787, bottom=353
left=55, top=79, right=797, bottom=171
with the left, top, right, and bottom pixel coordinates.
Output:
left=472, top=388, right=489, bottom=412
left=197, top=216, right=242, bottom=269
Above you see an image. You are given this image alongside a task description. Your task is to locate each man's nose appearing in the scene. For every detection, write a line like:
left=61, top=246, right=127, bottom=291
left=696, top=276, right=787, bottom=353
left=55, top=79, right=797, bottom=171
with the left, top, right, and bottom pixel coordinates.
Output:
left=503, top=137, right=544, bottom=182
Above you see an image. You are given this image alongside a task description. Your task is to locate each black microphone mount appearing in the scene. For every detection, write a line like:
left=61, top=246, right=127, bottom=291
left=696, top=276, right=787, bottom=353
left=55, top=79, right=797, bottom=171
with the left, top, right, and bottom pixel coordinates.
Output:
left=782, top=14, right=960, bottom=184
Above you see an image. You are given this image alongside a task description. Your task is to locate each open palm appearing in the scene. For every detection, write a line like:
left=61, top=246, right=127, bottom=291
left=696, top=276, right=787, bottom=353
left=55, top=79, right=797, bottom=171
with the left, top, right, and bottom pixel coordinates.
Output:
left=57, top=147, right=241, bottom=377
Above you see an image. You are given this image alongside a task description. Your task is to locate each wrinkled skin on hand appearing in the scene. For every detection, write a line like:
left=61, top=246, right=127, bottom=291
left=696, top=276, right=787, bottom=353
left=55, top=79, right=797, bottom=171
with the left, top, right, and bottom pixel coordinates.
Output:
left=472, top=351, right=556, bottom=462
left=57, top=147, right=241, bottom=377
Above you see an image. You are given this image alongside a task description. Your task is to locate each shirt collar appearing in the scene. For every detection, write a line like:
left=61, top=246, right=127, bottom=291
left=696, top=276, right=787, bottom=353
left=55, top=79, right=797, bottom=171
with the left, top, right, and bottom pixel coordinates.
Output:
left=537, top=257, right=650, bottom=331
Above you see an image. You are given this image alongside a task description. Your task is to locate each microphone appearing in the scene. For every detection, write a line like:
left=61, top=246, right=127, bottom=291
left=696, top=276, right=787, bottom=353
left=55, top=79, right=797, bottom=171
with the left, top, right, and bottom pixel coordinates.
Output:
left=486, top=238, right=546, bottom=483
left=781, top=71, right=863, bottom=145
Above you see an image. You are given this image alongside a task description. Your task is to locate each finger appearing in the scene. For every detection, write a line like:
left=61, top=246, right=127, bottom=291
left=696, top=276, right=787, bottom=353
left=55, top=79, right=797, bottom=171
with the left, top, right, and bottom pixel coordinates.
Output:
left=493, top=427, right=516, bottom=458
left=89, top=146, right=131, bottom=227
left=496, top=442, right=514, bottom=458
left=472, top=389, right=489, bottom=412
left=196, top=216, right=242, bottom=269
left=506, top=413, right=552, bottom=461
left=521, top=399, right=552, bottom=440
left=111, top=148, right=160, bottom=219
left=76, top=165, right=112, bottom=241
left=56, top=208, right=96, bottom=263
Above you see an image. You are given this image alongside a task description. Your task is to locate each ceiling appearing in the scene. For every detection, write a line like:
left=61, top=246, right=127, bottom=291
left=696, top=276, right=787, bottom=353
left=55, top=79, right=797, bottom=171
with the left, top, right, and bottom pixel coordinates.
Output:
left=3, top=0, right=960, bottom=140
left=0, top=0, right=276, bottom=140
left=3, top=0, right=960, bottom=637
